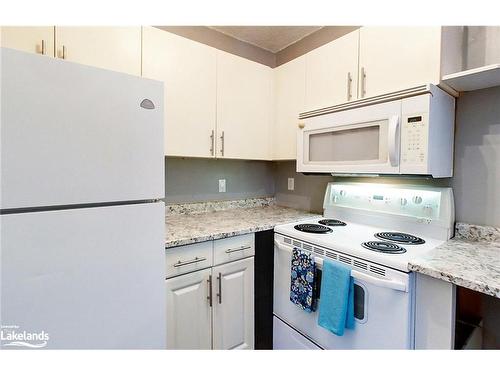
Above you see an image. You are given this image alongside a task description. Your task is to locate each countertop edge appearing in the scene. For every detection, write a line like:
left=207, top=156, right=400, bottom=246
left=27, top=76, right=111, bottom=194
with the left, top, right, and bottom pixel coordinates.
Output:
left=408, top=262, right=500, bottom=298
left=165, top=224, right=276, bottom=248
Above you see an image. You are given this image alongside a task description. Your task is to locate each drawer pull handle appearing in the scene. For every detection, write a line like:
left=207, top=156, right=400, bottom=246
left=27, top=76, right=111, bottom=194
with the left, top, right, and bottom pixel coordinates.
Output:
left=173, top=256, right=207, bottom=268
left=225, top=245, right=251, bottom=254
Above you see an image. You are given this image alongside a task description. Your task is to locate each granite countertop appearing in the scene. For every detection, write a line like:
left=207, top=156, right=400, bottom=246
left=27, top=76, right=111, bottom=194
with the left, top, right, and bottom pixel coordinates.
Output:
left=165, top=198, right=320, bottom=248
left=409, top=223, right=500, bottom=298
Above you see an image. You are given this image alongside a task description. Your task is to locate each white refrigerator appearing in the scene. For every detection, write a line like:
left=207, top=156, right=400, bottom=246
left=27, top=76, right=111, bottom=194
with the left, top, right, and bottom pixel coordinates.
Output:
left=0, top=48, right=166, bottom=349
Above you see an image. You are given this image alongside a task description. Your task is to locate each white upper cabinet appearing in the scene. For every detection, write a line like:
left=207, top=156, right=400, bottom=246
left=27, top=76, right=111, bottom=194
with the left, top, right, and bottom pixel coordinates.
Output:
left=358, top=27, right=442, bottom=98
left=305, top=30, right=359, bottom=111
left=1, top=26, right=55, bottom=56
left=216, top=50, right=273, bottom=160
left=212, top=257, right=254, bottom=350
left=54, top=27, right=142, bottom=75
left=142, top=27, right=217, bottom=158
left=273, top=56, right=306, bottom=160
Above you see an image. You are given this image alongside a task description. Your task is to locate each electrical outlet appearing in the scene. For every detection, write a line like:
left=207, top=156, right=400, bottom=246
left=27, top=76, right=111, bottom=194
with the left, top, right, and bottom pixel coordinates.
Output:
left=287, top=178, right=295, bottom=191
left=218, top=179, right=226, bottom=193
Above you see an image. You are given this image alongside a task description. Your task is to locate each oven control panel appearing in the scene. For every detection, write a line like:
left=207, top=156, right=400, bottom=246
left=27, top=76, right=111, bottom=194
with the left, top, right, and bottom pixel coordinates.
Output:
left=325, top=183, right=444, bottom=220
left=400, top=113, right=428, bottom=166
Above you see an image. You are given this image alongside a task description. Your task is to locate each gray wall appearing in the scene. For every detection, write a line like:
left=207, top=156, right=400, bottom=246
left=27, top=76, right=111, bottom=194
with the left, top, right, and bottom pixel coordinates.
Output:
left=451, top=86, right=500, bottom=227
left=165, top=157, right=275, bottom=204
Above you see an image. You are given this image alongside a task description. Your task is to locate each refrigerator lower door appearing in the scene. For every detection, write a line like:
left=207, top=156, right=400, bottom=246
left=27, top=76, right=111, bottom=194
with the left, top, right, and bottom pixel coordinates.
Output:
left=0, top=202, right=165, bottom=349
left=0, top=48, right=164, bottom=210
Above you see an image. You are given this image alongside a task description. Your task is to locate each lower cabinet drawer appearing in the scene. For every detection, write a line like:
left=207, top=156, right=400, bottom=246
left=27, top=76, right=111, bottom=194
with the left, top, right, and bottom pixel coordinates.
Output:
left=165, top=241, right=213, bottom=278
left=213, top=233, right=255, bottom=266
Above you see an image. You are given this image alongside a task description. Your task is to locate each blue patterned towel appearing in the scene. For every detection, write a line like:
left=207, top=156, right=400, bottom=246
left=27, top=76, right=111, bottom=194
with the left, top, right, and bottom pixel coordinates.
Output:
left=290, top=248, right=316, bottom=312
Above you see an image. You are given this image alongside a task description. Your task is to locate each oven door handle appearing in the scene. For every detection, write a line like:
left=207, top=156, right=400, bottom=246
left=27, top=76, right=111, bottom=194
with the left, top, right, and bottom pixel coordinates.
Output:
left=314, top=257, right=408, bottom=292
left=350, top=269, right=408, bottom=292
left=388, top=115, right=400, bottom=167
left=274, top=240, right=408, bottom=292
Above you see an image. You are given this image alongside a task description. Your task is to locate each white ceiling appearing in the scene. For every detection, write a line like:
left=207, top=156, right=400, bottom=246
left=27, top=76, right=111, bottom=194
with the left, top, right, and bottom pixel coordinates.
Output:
left=209, top=26, right=323, bottom=53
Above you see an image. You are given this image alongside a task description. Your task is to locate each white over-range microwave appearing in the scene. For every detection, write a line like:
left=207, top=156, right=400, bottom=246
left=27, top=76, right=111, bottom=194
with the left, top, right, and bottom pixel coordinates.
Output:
left=296, top=84, right=456, bottom=177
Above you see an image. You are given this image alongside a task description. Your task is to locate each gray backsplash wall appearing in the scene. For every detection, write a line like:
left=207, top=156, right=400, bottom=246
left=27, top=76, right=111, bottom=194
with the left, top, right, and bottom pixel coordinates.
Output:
left=165, top=157, right=275, bottom=204
left=450, top=86, right=500, bottom=227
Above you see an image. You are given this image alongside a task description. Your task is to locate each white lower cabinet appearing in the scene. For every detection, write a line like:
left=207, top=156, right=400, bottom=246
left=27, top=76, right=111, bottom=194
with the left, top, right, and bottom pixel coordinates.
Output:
left=165, top=235, right=255, bottom=350
left=166, top=268, right=212, bottom=350
left=212, top=257, right=255, bottom=350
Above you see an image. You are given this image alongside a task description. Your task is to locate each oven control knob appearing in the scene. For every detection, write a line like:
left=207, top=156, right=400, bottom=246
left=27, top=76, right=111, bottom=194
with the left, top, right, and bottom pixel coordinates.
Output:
left=400, top=198, right=408, bottom=206
left=412, top=196, right=423, bottom=204
left=339, top=190, right=347, bottom=197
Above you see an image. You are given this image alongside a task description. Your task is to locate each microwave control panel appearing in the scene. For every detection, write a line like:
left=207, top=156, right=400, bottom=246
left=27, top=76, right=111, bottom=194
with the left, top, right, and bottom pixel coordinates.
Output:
left=400, top=113, right=428, bottom=165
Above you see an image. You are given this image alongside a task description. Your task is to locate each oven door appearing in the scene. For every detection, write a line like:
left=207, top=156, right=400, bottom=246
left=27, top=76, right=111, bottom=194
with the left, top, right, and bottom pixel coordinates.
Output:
left=297, top=100, right=401, bottom=174
left=273, top=238, right=413, bottom=349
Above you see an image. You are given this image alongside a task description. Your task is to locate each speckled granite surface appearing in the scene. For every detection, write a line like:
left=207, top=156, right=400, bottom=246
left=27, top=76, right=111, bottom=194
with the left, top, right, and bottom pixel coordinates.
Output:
left=165, top=204, right=320, bottom=248
left=166, top=197, right=276, bottom=215
left=409, top=222, right=500, bottom=298
left=455, top=222, right=500, bottom=242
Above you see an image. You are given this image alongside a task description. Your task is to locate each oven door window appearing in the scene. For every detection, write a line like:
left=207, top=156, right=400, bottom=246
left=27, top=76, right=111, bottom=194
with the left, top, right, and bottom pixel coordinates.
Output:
left=306, top=120, right=388, bottom=165
left=353, top=283, right=367, bottom=323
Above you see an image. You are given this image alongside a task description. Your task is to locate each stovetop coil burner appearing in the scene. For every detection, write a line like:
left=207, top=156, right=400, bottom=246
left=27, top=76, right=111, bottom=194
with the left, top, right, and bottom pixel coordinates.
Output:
left=362, top=241, right=407, bottom=254
left=374, top=232, right=425, bottom=244
left=294, top=224, right=332, bottom=234
left=318, top=219, right=347, bottom=227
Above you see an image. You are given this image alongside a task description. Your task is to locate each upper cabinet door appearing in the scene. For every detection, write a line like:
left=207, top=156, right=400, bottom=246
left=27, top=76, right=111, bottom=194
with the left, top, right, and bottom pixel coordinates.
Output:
left=305, top=30, right=359, bottom=112
left=216, top=51, right=273, bottom=160
left=212, top=257, right=254, bottom=350
left=0, top=26, right=55, bottom=56
left=54, top=27, right=141, bottom=75
left=358, top=27, right=442, bottom=98
left=273, top=56, right=306, bottom=160
left=166, top=268, right=212, bottom=349
left=142, top=27, right=217, bottom=158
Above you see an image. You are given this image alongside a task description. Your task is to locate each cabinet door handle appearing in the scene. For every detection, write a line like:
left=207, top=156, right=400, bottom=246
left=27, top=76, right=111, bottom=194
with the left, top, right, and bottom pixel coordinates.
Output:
left=360, top=67, right=366, bottom=98
left=220, top=131, right=225, bottom=157
left=41, top=40, right=46, bottom=55
left=207, top=275, right=213, bottom=307
left=210, top=130, right=215, bottom=156
left=173, top=256, right=207, bottom=268
left=216, top=272, right=222, bottom=304
left=225, top=245, right=251, bottom=254
left=346, top=72, right=352, bottom=101
left=60, top=45, right=66, bottom=59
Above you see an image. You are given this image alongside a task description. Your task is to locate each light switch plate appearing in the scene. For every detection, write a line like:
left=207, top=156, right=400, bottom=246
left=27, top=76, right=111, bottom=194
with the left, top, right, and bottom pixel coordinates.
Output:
left=287, top=178, right=295, bottom=191
left=218, top=179, right=226, bottom=193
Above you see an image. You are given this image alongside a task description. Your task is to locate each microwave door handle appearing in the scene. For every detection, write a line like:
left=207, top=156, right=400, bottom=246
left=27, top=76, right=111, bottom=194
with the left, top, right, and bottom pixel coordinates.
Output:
left=388, top=115, right=400, bottom=167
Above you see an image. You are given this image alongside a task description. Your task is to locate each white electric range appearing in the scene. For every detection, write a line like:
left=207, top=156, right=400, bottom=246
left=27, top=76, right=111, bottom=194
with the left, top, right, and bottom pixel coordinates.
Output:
left=273, top=182, right=454, bottom=350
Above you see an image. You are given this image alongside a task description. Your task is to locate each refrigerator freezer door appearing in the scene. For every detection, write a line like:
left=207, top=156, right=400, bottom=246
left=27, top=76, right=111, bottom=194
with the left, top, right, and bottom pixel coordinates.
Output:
left=0, top=48, right=164, bottom=210
left=0, top=202, right=165, bottom=349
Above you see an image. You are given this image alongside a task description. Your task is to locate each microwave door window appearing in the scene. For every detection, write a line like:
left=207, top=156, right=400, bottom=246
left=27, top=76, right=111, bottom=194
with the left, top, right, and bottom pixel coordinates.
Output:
left=308, top=125, right=380, bottom=163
